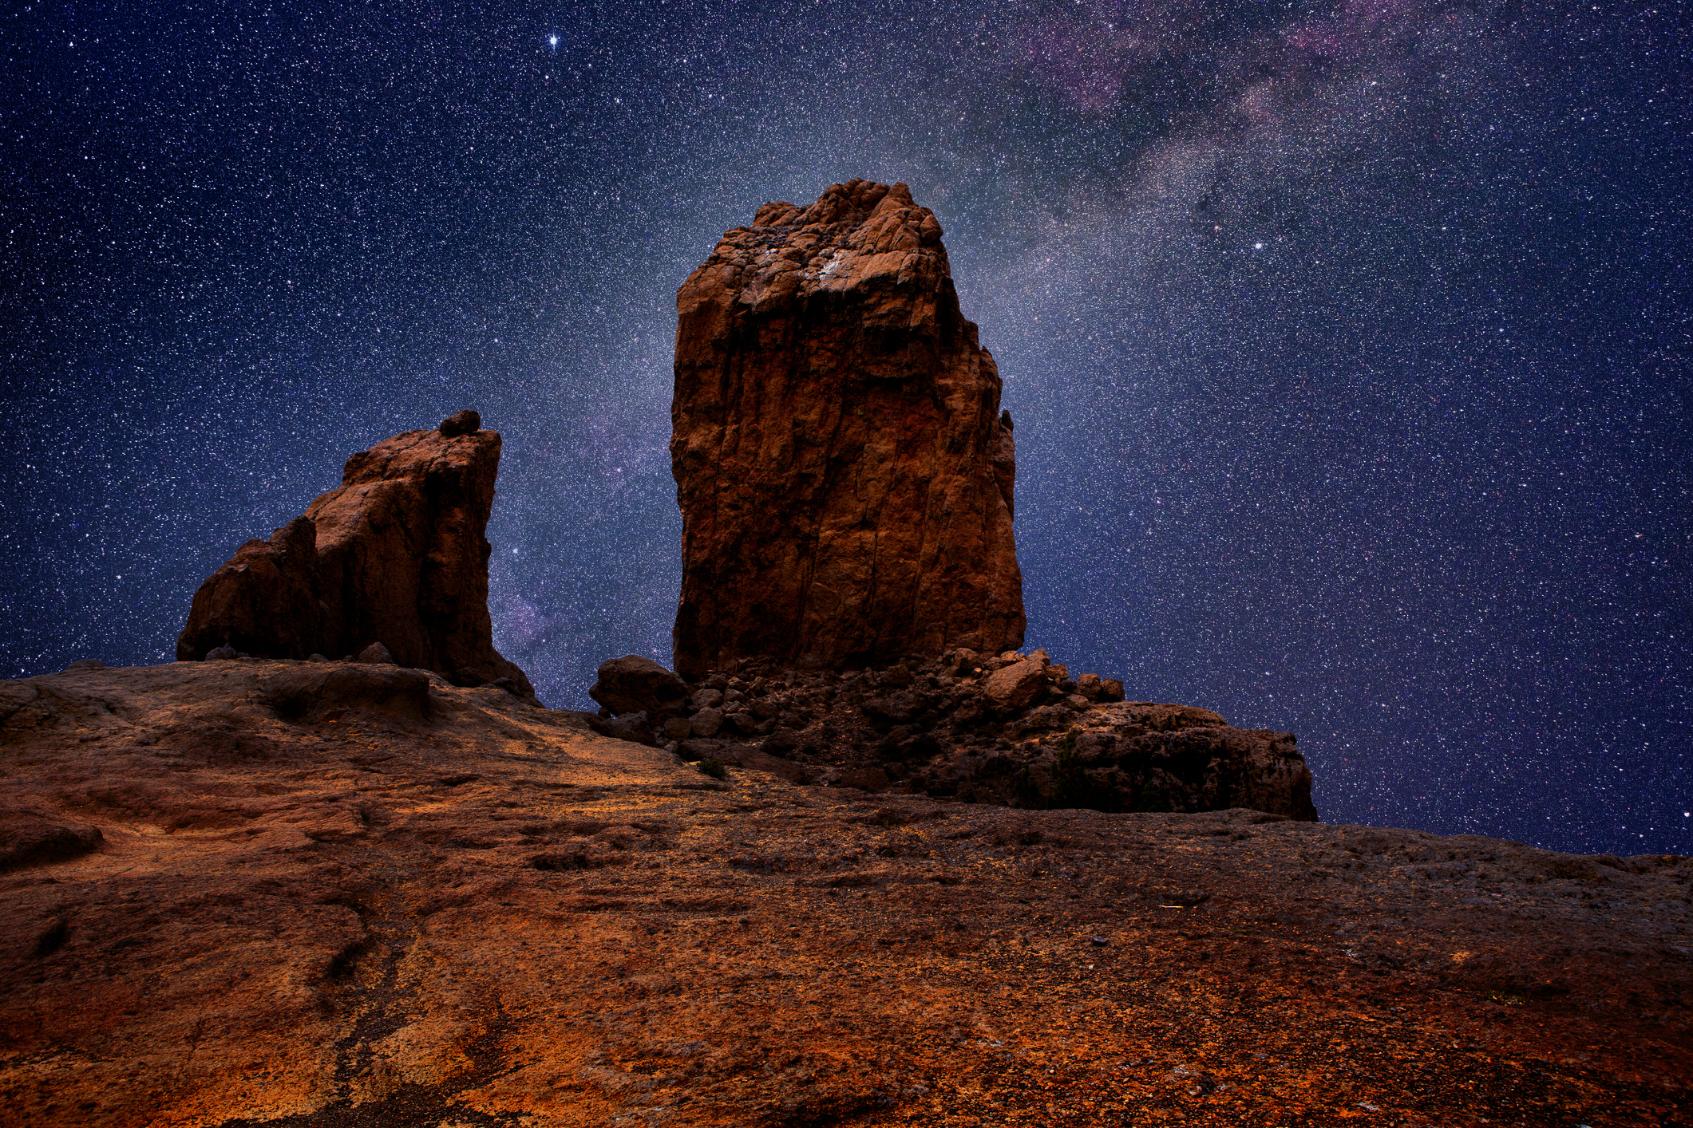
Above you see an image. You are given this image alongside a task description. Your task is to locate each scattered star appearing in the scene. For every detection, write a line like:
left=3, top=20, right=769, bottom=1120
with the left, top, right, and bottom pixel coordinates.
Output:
left=1, top=1, right=1686, bottom=856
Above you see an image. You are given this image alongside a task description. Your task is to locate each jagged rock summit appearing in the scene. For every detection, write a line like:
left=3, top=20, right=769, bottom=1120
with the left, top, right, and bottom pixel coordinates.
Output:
left=671, top=178, right=1024, bottom=679
left=177, top=411, right=534, bottom=700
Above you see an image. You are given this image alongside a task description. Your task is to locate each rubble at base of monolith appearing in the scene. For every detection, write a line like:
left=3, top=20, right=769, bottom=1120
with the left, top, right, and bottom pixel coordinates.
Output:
left=589, top=649, right=1317, bottom=820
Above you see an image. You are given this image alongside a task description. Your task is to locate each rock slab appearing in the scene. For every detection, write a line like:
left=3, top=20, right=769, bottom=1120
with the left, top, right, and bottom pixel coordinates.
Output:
left=176, top=413, right=534, bottom=699
left=671, top=179, right=1025, bottom=678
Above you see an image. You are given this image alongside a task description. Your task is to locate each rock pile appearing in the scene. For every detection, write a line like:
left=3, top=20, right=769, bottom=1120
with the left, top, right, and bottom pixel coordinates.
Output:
left=670, top=179, right=1025, bottom=678
left=176, top=411, right=534, bottom=700
left=588, top=649, right=1316, bottom=819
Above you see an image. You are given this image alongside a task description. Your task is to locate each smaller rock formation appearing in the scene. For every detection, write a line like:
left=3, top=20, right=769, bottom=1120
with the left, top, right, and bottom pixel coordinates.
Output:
left=177, top=413, right=534, bottom=700
left=587, top=650, right=1315, bottom=820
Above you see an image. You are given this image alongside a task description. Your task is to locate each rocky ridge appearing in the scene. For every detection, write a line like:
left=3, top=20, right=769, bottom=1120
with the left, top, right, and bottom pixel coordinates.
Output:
left=671, top=179, right=1024, bottom=678
left=589, top=648, right=1315, bottom=821
left=176, top=411, right=533, bottom=700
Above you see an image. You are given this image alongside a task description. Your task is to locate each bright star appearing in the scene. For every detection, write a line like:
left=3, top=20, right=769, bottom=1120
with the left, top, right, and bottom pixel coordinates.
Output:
left=1253, top=241, right=1265, bottom=251
left=548, top=33, right=560, bottom=50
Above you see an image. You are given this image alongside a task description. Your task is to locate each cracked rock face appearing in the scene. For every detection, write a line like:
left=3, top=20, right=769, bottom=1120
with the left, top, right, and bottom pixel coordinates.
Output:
left=176, top=415, right=534, bottom=699
left=670, top=179, right=1025, bottom=678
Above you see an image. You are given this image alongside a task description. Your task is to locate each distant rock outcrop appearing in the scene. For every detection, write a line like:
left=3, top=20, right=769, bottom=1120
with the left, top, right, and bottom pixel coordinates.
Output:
left=671, top=179, right=1024, bottom=679
left=177, top=412, right=534, bottom=700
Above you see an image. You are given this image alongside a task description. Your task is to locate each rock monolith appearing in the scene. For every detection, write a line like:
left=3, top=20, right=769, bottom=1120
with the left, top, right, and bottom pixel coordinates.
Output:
left=671, top=179, right=1024, bottom=678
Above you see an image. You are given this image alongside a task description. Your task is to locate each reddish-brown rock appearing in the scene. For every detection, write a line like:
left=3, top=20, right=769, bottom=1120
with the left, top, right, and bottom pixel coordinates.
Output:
left=599, top=649, right=1317, bottom=821
left=1, top=661, right=1689, bottom=1125
left=671, top=179, right=1024, bottom=678
left=176, top=414, right=534, bottom=699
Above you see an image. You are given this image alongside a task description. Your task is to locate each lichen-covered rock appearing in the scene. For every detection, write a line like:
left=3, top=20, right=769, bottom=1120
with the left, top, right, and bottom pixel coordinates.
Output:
left=671, top=179, right=1024, bottom=678
left=177, top=413, right=534, bottom=700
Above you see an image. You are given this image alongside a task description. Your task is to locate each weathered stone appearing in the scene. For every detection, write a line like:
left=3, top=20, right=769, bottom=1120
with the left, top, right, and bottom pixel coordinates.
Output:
left=983, top=653, right=1048, bottom=713
left=355, top=641, right=395, bottom=665
left=438, top=408, right=481, bottom=437
left=589, top=655, right=688, bottom=717
left=177, top=419, right=534, bottom=700
left=671, top=179, right=1024, bottom=678
left=690, top=707, right=725, bottom=739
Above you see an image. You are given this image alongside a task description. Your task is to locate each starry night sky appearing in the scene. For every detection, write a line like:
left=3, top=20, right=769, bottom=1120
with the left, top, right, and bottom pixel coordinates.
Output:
left=3, top=1, right=1688, bottom=855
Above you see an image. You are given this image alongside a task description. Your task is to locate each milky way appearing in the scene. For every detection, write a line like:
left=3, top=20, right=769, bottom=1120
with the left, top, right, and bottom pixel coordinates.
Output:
left=3, top=1, right=1688, bottom=854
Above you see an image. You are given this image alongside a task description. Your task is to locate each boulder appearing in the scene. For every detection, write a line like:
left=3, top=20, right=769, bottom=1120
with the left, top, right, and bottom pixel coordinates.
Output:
left=177, top=414, right=534, bottom=701
left=589, top=655, right=688, bottom=718
left=983, top=653, right=1048, bottom=713
left=671, top=179, right=1024, bottom=678
left=438, top=408, right=481, bottom=437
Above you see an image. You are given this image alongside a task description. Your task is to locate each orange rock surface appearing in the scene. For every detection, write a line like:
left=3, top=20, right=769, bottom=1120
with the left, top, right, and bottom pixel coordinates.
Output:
left=671, top=180, right=1024, bottom=678
left=1, top=662, right=1689, bottom=1125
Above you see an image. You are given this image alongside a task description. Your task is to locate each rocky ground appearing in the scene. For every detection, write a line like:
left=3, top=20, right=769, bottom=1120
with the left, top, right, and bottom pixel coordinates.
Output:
left=2, top=661, right=1689, bottom=1126
left=589, top=650, right=1315, bottom=821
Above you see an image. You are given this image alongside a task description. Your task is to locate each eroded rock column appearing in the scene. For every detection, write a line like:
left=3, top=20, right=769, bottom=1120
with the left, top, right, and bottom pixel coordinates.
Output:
left=671, top=179, right=1025, bottom=678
